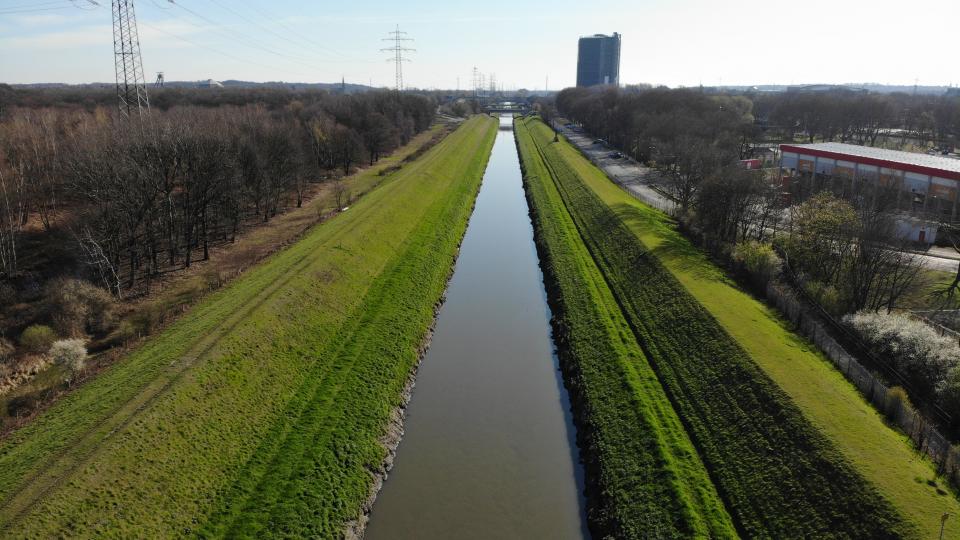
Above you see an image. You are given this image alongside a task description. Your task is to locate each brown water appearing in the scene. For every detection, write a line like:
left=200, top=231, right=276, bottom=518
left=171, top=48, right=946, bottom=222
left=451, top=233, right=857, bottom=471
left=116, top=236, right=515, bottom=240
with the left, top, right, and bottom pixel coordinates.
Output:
left=364, top=116, right=588, bottom=539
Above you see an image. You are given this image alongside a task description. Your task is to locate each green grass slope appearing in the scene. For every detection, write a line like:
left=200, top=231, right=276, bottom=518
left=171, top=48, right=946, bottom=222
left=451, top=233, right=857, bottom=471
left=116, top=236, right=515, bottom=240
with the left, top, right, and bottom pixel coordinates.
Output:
left=519, top=118, right=913, bottom=538
left=537, top=118, right=960, bottom=540
left=0, top=115, right=497, bottom=538
left=515, top=120, right=736, bottom=539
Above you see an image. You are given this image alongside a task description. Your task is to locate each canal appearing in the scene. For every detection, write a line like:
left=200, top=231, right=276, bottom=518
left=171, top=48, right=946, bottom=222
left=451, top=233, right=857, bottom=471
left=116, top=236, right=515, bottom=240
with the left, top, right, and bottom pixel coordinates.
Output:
left=364, top=116, right=588, bottom=539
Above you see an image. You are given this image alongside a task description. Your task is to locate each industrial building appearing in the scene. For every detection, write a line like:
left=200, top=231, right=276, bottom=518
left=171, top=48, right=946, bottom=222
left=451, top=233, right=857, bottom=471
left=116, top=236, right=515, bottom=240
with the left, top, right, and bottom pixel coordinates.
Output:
left=576, top=33, right=620, bottom=87
left=780, top=142, right=960, bottom=243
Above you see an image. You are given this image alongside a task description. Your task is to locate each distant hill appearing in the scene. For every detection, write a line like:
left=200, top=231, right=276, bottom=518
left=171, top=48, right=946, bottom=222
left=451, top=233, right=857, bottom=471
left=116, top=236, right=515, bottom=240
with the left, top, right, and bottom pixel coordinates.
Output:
left=11, top=80, right=376, bottom=93
left=701, top=83, right=956, bottom=96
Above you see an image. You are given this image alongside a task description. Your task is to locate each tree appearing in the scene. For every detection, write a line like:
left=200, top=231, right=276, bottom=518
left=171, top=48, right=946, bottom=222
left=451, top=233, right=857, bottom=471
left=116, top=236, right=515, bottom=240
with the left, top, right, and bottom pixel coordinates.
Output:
left=49, top=339, right=87, bottom=384
left=787, top=192, right=923, bottom=313
left=696, top=166, right=765, bottom=245
left=362, top=112, right=397, bottom=165
left=0, top=168, right=25, bottom=276
left=330, top=125, right=364, bottom=176
left=786, top=192, right=859, bottom=285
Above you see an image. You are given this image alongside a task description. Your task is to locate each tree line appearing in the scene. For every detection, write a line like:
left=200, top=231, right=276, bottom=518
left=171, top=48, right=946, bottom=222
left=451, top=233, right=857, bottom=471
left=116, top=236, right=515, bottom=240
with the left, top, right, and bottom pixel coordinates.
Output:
left=753, top=90, right=960, bottom=147
left=555, top=85, right=938, bottom=315
left=0, top=89, right=436, bottom=297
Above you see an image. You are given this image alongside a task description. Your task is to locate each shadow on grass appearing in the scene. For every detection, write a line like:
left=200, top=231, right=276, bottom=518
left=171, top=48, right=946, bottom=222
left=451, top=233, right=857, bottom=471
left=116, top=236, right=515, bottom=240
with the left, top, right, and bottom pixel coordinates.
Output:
left=609, top=202, right=724, bottom=282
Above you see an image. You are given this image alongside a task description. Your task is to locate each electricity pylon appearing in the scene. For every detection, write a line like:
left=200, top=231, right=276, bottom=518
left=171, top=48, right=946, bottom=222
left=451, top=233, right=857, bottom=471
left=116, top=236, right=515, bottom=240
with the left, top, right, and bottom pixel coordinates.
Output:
left=154, top=71, right=164, bottom=88
left=381, top=25, right=414, bottom=92
left=112, top=0, right=150, bottom=119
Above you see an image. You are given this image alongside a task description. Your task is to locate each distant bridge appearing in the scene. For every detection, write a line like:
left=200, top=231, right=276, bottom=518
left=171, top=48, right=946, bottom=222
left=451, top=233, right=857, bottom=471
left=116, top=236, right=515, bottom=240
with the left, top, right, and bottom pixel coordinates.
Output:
left=482, top=102, right=530, bottom=114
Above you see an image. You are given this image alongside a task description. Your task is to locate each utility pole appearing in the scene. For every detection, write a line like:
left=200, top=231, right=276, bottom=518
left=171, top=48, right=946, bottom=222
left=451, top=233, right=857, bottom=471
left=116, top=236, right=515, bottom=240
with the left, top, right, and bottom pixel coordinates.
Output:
left=381, top=25, right=414, bottom=92
left=112, top=0, right=149, bottom=120
left=472, top=66, right=480, bottom=100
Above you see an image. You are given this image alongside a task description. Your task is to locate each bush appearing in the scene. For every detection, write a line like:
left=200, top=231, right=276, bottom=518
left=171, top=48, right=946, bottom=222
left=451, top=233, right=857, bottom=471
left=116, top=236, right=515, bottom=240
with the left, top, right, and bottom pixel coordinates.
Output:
left=0, top=337, right=13, bottom=364
left=44, top=277, right=117, bottom=337
left=49, top=339, right=87, bottom=382
left=844, top=311, right=960, bottom=398
left=732, top=241, right=782, bottom=285
left=883, top=386, right=913, bottom=422
left=6, top=392, right=40, bottom=417
left=804, top=280, right=844, bottom=316
left=0, top=282, right=16, bottom=305
left=19, top=324, right=57, bottom=354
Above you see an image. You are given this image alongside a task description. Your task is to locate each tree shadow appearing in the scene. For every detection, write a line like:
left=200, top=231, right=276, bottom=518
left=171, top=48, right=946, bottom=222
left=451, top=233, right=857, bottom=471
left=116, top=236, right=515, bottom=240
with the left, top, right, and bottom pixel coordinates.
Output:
left=610, top=202, right=725, bottom=282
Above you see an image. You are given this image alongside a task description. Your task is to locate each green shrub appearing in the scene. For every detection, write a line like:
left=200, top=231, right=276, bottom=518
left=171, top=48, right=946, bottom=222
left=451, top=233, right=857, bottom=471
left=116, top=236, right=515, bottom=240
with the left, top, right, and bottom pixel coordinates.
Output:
left=733, top=240, right=782, bottom=284
left=19, top=325, right=57, bottom=354
left=804, top=280, right=844, bottom=316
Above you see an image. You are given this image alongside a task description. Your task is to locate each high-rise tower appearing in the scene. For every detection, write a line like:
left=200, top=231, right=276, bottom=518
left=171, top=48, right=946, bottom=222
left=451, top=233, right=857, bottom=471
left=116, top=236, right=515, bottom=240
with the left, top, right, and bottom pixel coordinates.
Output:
left=576, top=32, right=621, bottom=87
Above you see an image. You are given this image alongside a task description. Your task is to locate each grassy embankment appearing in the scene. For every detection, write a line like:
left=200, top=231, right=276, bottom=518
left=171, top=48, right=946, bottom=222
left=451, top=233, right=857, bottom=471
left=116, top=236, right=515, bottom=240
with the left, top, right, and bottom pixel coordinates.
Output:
left=516, top=120, right=736, bottom=538
left=517, top=117, right=914, bottom=538
left=529, top=117, right=960, bottom=539
left=0, top=124, right=449, bottom=432
left=0, top=115, right=497, bottom=537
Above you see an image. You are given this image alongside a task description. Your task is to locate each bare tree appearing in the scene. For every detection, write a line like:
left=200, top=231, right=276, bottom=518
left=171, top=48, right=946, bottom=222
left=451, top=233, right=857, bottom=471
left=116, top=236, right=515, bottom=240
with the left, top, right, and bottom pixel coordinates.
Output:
left=0, top=168, right=25, bottom=275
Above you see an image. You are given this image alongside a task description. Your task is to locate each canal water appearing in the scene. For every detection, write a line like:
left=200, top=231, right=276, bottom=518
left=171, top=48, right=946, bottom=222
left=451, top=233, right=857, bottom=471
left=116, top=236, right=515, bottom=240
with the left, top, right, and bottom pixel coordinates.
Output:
left=364, top=116, right=588, bottom=539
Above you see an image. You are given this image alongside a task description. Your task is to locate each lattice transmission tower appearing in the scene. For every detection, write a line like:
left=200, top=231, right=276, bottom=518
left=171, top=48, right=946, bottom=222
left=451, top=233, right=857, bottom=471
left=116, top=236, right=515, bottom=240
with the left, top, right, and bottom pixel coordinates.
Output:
left=381, top=25, right=414, bottom=92
left=113, top=0, right=150, bottom=119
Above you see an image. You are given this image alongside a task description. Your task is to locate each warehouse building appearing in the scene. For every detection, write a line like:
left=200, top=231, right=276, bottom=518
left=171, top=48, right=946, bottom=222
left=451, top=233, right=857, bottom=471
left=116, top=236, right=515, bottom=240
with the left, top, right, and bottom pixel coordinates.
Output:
left=780, top=142, right=960, bottom=243
left=576, top=33, right=621, bottom=87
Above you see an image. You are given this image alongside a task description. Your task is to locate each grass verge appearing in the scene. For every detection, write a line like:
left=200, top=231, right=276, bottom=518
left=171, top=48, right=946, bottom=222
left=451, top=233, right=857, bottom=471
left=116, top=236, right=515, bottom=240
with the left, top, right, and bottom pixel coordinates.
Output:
left=0, top=115, right=496, bottom=537
left=519, top=117, right=914, bottom=538
left=516, top=119, right=737, bottom=538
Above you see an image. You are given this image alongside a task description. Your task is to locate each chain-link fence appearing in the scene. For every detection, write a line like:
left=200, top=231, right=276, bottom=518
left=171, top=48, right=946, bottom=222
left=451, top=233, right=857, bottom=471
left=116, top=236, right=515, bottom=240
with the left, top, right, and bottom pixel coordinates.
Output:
left=766, top=281, right=960, bottom=487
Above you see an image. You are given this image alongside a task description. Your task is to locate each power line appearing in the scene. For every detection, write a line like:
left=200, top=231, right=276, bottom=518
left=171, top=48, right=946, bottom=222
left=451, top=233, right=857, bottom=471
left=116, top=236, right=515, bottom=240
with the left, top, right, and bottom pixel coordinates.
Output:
left=0, top=2, right=82, bottom=14
left=156, top=0, right=334, bottom=75
left=204, top=0, right=372, bottom=64
left=381, top=24, right=413, bottom=92
left=138, top=19, right=310, bottom=78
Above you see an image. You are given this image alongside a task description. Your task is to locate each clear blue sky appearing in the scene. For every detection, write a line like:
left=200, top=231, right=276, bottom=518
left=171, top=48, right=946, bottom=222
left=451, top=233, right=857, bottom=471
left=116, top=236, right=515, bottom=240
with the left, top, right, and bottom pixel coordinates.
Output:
left=1, top=0, right=957, bottom=89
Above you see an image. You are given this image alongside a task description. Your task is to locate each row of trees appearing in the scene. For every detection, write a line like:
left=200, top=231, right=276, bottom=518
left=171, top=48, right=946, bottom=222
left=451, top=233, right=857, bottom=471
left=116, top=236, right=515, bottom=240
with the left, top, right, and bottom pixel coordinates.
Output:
left=556, top=85, right=926, bottom=314
left=0, top=89, right=436, bottom=297
left=754, top=90, right=960, bottom=147
left=782, top=192, right=922, bottom=314
left=557, top=86, right=758, bottom=212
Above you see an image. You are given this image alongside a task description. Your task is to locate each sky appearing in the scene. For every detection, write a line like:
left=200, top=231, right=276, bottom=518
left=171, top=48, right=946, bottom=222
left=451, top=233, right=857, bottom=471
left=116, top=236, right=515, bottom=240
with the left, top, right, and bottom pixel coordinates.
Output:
left=0, top=0, right=958, bottom=89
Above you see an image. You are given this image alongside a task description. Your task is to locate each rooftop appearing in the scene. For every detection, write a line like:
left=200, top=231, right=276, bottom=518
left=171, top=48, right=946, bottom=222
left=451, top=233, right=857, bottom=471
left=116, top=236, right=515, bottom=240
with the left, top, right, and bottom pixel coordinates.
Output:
left=580, top=32, right=619, bottom=39
left=781, top=142, right=960, bottom=177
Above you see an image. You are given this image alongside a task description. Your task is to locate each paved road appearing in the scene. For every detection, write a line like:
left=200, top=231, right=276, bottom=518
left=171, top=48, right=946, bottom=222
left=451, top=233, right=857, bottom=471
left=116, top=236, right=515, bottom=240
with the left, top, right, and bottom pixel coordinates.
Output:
left=554, top=119, right=960, bottom=274
left=556, top=121, right=676, bottom=214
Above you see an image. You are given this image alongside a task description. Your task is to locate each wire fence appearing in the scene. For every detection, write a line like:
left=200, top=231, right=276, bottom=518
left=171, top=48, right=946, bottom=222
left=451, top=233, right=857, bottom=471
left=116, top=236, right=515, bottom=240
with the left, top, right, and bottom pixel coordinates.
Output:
left=765, top=280, right=960, bottom=487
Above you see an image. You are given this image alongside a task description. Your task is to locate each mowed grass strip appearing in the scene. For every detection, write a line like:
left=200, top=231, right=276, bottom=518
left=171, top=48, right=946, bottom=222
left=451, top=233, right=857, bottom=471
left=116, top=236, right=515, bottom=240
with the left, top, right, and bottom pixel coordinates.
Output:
left=515, top=119, right=736, bottom=538
left=520, top=118, right=912, bottom=538
left=0, top=115, right=497, bottom=537
left=540, top=119, right=960, bottom=540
